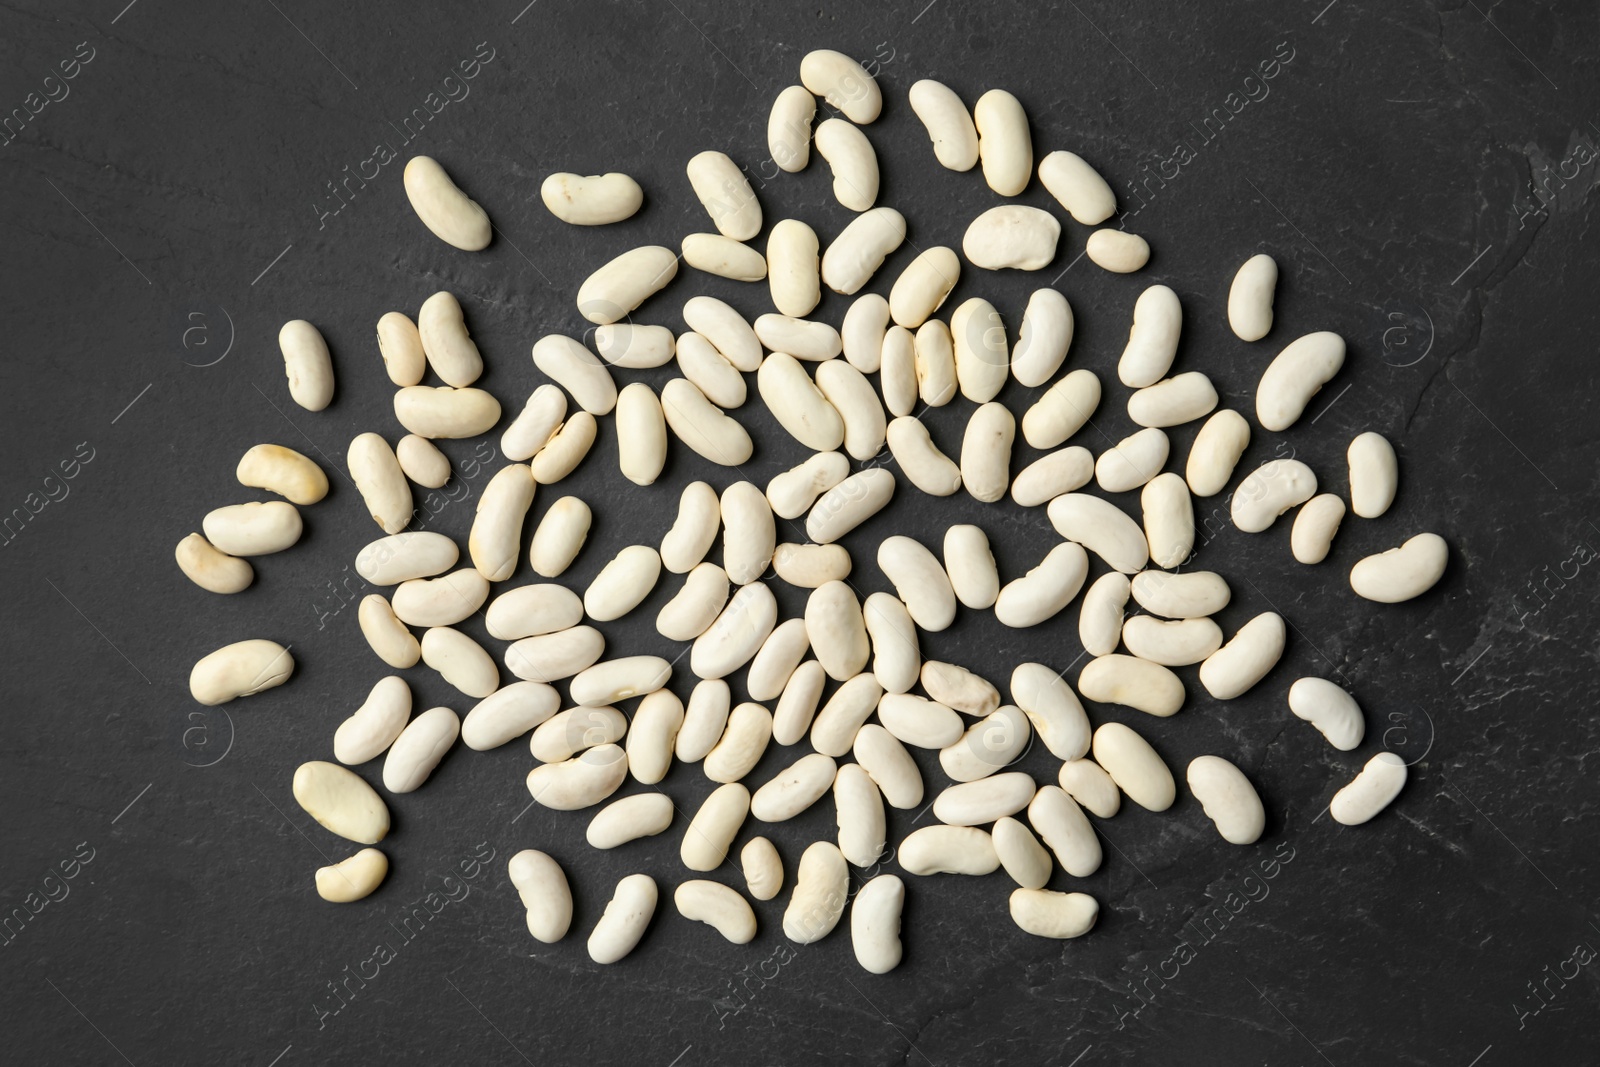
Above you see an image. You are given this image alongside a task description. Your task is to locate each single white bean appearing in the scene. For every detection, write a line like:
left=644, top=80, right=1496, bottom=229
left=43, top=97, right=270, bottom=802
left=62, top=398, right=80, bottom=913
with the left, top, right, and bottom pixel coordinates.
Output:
left=961, top=401, right=1015, bottom=502
left=1291, top=493, right=1346, bottom=564
left=934, top=771, right=1036, bottom=826
left=1022, top=368, right=1101, bottom=449
left=921, top=660, right=1001, bottom=716
left=1187, top=756, right=1265, bottom=844
left=898, top=825, right=997, bottom=876
left=468, top=463, right=534, bottom=581
left=1200, top=612, right=1286, bottom=699
left=751, top=752, right=838, bottom=822
left=682, top=233, right=768, bottom=281
left=816, top=359, right=887, bottom=461
left=774, top=661, right=826, bottom=746
left=746, top=618, right=811, bottom=702
left=877, top=535, right=957, bottom=631
left=805, top=580, right=870, bottom=680
left=681, top=782, right=749, bottom=870
left=1009, top=662, right=1091, bottom=761
left=1257, top=331, right=1345, bottom=431
left=1095, top=426, right=1170, bottom=493
left=853, top=723, right=923, bottom=809
left=768, top=84, right=815, bottom=172
left=1028, top=785, right=1101, bottom=876
left=721, top=481, right=775, bottom=585
left=1011, top=446, right=1093, bottom=507
left=1228, top=253, right=1277, bottom=340
left=421, top=626, right=498, bottom=698
left=676, top=331, right=746, bottom=407
left=703, top=701, right=772, bottom=783
left=1058, top=759, right=1120, bottom=818
left=525, top=744, right=628, bottom=810
left=1142, top=472, right=1194, bottom=569
left=889, top=246, right=960, bottom=328
left=661, top=481, right=720, bottom=573
left=772, top=542, right=852, bottom=588
left=595, top=322, right=676, bottom=369
left=504, top=625, right=604, bottom=684
left=1131, top=569, right=1231, bottom=618
left=626, top=689, right=684, bottom=785
left=835, top=763, right=887, bottom=866
left=677, top=679, right=731, bottom=763
left=851, top=874, right=904, bottom=973
left=402, top=155, right=490, bottom=250
left=334, top=676, right=412, bottom=764
left=877, top=692, right=963, bottom=750
left=201, top=501, right=302, bottom=556
left=462, top=681, right=560, bottom=751
left=1122, top=615, right=1222, bottom=667
left=963, top=205, right=1059, bottom=270
left=783, top=841, right=850, bottom=944
left=1038, top=150, right=1116, bottom=224
left=1288, top=677, right=1365, bottom=750
left=393, top=386, right=501, bottom=439
left=316, top=848, right=388, bottom=904
left=741, top=837, right=784, bottom=900
left=175, top=533, right=252, bottom=594
left=1010, top=288, right=1073, bottom=387
left=1185, top=408, right=1251, bottom=497
left=531, top=334, right=618, bottom=414
left=755, top=313, right=842, bottom=361
left=1128, top=371, right=1217, bottom=428
left=767, top=218, right=822, bottom=318
left=1118, top=285, right=1181, bottom=388
left=417, top=290, right=483, bottom=387
left=1349, top=532, right=1448, bottom=602
left=943, top=525, right=999, bottom=610
left=683, top=296, right=761, bottom=371
left=528, top=496, right=592, bottom=577
left=1232, top=459, right=1318, bottom=533
left=237, top=443, right=328, bottom=505
left=1047, top=492, right=1149, bottom=573
left=391, top=568, right=489, bottom=627
left=880, top=324, right=919, bottom=416
left=938, top=705, right=1031, bottom=783
left=396, top=434, right=450, bottom=488
left=1009, top=889, right=1098, bottom=939
left=768, top=452, right=849, bottom=519
left=1078, top=572, right=1130, bottom=658
left=531, top=707, right=624, bottom=764
left=1078, top=654, right=1185, bottom=717
left=814, top=117, right=879, bottom=211
left=757, top=352, right=843, bottom=451
left=661, top=379, right=753, bottom=465
left=841, top=292, right=890, bottom=371
left=1330, top=752, right=1407, bottom=825
left=992, top=816, right=1052, bottom=889
left=1086, top=229, right=1150, bottom=273
left=376, top=311, right=425, bottom=387
left=1092, top=722, right=1175, bottom=812
left=588, top=873, right=657, bottom=964
left=349, top=433, right=412, bottom=535
left=569, top=655, right=672, bottom=707
left=501, top=384, right=567, bottom=462
left=863, top=592, right=920, bottom=695
left=974, top=89, right=1031, bottom=196
left=995, top=541, right=1089, bottom=628
left=529, top=410, right=596, bottom=484
left=293, top=760, right=390, bottom=844
left=382, top=706, right=459, bottom=793
left=692, top=582, right=778, bottom=680
left=909, top=79, right=977, bottom=171
left=676, top=880, right=757, bottom=944
left=359, top=595, right=419, bottom=668
left=686, top=150, right=761, bottom=239
left=1348, top=431, right=1399, bottom=518
left=540, top=171, right=642, bottom=225
left=809, top=673, right=883, bottom=757
left=806, top=467, right=894, bottom=544
left=278, top=319, right=335, bottom=412
left=655, top=562, right=729, bottom=643
left=190, top=639, right=294, bottom=706
left=509, top=849, right=571, bottom=943
left=616, top=382, right=667, bottom=486
left=886, top=416, right=962, bottom=496
left=800, top=49, right=882, bottom=123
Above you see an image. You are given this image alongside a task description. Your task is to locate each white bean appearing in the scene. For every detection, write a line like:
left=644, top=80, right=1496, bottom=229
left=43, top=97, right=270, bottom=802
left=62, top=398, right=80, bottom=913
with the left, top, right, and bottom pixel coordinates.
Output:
left=1257, top=331, right=1345, bottom=431
left=853, top=723, right=923, bottom=808
left=676, top=332, right=746, bottom=407
left=202, top=501, right=302, bottom=556
left=661, top=481, right=720, bottom=573
left=358, top=595, right=419, bottom=668
left=1079, top=654, right=1185, bottom=717
left=1228, top=253, right=1277, bottom=340
left=391, top=568, right=488, bottom=627
left=588, top=873, right=657, bottom=964
left=1009, top=889, right=1097, bottom=939
left=626, top=689, right=684, bottom=785
left=935, top=771, right=1036, bottom=826
left=1028, top=785, right=1101, bottom=876
left=1142, top=472, right=1194, bottom=569
left=1078, top=572, right=1130, bottom=658
left=501, top=385, right=567, bottom=462
left=175, top=533, right=252, bottom=595
left=1022, top=368, right=1101, bottom=449
left=508, top=849, right=571, bottom=943
left=1118, top=285, right=1181, bottom=387
left=1047, top=492, right=1149, bottom=573
left=1128, top=371, right=1217, bottom=428
left=721, top=481, right=775, bottom=585
left=376, top=311, right=425, bottom=387
left=774, top=661, right=826, bottom=745
left=675, top=880, right=757, bottom=944
left=1092, top=722, right=1175, bottom=812
left=1131, top=569, right=1230, bottom=618
left=783, top=841, right=850, bottom=944
left=396, top=435, right=450, bottom=488
left=758, top=352, right=843, bottom=451
left=769, top=452, right=849, bottom=520
left=595, top=322, right=676, bottom=369
left=334, top=676, right=412, bottom=764
left=677, top=679, right=731, bottom=763
left=278, top=319, right=336, bottom=411
left=417, top=291, right=482, bottom=387
left=382, top=706, right=458, bottom=793
left=316, top=848, right=388, bottom=904
left=943, top=525, right=999, bottom=610
left=1187, top=756, right=1265, bottom=844
left=799, top=49, right=882, bottom=123
left=655, top=563, right=729, bottom=642
left=528, top=495, right=591, bottom=577
left=1200, top=612, right=1285, bottom=699
left=1185, top=409, right=1251, bottom=497
left=1350, top=532, right=1448, bottom=602
left=768, top=84, right=815, bottom=172
left=683, top=296, right=761, bottom=371
left=1095, top=426, right=1170, bottom=493
left=851, top=874, right=904, bottom=973
left=576, top=245, right=679, bottom=326
left=880, top=324, right=918, bottom=416
left=682, top=233, right=768, bottom=281
left=963, top=206, right=1059, bottom=271
left=974, top=89, right=1031, bottom=196
left=809, top=673, right=883, bottom=757
left=961, top=402, right=1015, bottom=502
left=805, top=580, right=869, bottom=680
left=393, top=386, right=501, bottom=439
left=741, top=837, right=784, bottom=900
left=462, top=681, right=560, bottom=751
left=468, top=464, right=534, bottom=581
left=886, top=416, right=962, bottom=496
left=1287, top=677, right=1365, bottom=750
left=834, top=763, right=887, bottom=866
left=531, top=415, right=595, bottom=485
left=539, top=171, right=642, bottom=225
left=531, top=334, right=617, bottom=414
left=526, top=744, right=628, bottom=810
left=1291, top=493, right=1346, bottom=564
left=898, top=825, right=997, bottom=876
left=569, top=655, right=672, bottom=707
left=293, top=760, right=390, bottom=844
left=1038, top=150, right=1116, bottom=224
left=751, top=752, right=838, bottom=822
left=814, top=117, right=878, bottom=210
left=1009, top=662, right=1090, bottom=760
left=767, top=218, right=821, bottom=317
left=1058, top=759, right=1120, bottom=818
left=1122, top=616, right=1222, bottom=667
left=863, top=593, right=920, bottom=694
left=921, top=660, right=1000, bottom=715
left=1330, top=752, right=1407, bottom=825
left=503, top=625, right=604, bottom=684
left=692, top=582, right=778, bottom=680
left=237, top=444, right=327, bottom=505
left=747, top=618, right=811, bottom=701
left=772, top=542, right=852, bottom=588
left=908, top=79, right=977, bottom=171
left=661, top=379, right=753, bottom=465
left=877, top=692, right=962, bottom=749
left=877, top=535, right=956, bottom=631
left=1348, top=431, right=1398, bottom=518
left=616, top=382, right=667, bottom=487
left=992, top=817, right=1052, bottom=889
left=1232, top=458, right=1317, bottom=533
left=806, top=468, right=894, bottom=543
left=755, top=313, right=842, bottom=361
left=686, top=150, right=761, bottom=240
left=531, top=707, right=624, bottom=764
left=348, top=433, right=412, bottom=535
left=1086, top=229, right=1150, bottom=273
left=681, top=782, right=749, bottom=870
left=190, top=639, right=294, bottom=706
left=889, top=246, right=960, bottom=328
left=1011, top=446, right=1093, bottom=507
left=939, top=705, right=1030, bottom=783
left=402, top=156, right=490, bottom=250
left=995, top=541, right=1088, bottom=628
left=421, top=626, right=498, bottom=698
left=841, top=292, right=890, bottom=370
left=1010, top=288, right=1073, bottom=387
left=816, top=360, right=887, bottom=461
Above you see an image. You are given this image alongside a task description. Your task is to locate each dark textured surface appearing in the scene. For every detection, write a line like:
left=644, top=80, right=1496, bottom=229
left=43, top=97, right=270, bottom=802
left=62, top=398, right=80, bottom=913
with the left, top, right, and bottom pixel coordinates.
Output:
left=3, top=1, right=1598, bottom=1063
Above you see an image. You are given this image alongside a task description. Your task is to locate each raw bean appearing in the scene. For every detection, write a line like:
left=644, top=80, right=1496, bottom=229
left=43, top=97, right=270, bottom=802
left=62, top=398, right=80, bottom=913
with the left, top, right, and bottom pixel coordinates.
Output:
left=1287, top=677, right=1365, bottom=750
left=954, top=296, right=1011, bottom=401
left=842, top=293, right=891, bottom=370
left=627, top=689, right=685, bottom=785
left=755, top=313, right=842, bottom=361
left=995, top=542, right=1089, bottom=628
left=810, top=673, right=884, bottom=757
left=1038, top=150, right=1116, bottom=224
left=934, top=771, right=1036, bottom=826
left=190, top=639, right=294, bottom=705
left=752, top=752, right=838, bottom=821
left=692, top=582, right=778, bottom=680
left=570, top=655, right=672, bottom=707
left=528, top=495, right=592, bottom=577
left=175, top=533, right=253, bottom=594
left=880, top=324, right=919, bottom=416
left=462, top=681, right=560, bottom=750
left=396, top=435, right=450, bottom=488
left=677, top=679, right=732, bottom=763
left=1185, top=408, right=1251, bottom=497
left=203, top=501, right=302, bottom=556
left=279, top=319, right=335, bottom=411
left=1350, top=532, right=1448, bottom=602
left=393, top=386, right=501, bottom=439
left=655, top=563, right=729, bottom=642
left=1079, top=571, right=1131, bottom=658
left=805, top=580, right=870, bottom=680
left=963, top=205, right=1059, bottom=270
left=915, top=320, right=956, bottom=408
left=505, top=626, right=605, bottom=684
left=1009, top=662, right=1090, bottom=760
left=1118, top=285, right=1181, bottom=388
left=588, top=873, right=658, bottom=963
left=1348, top=432, right=1399, bottom=518
left=747, top=619, right=811, bottom=701
left=616, top=383, right=667, bottom=486
left=768, top=84, right=816, bottom=172
left=783, top=841, right=850, bottom=945
left=1232, top=459, right=1317, bottom=533
left=417, top=291, right=483, bottom=387
left=878, top=692, right=963, bottom=749
left=908, top=78, right=978, bottom=170
left=767, top=218, right=822, bottom=317
left=1028, top=785, right=1101, bottom=876
left=681, top=782, right=749, bottom=870
left=1142, top=472, right=1195, bottom=569
left=773, top=543, right=853, bottom=587
left=687, top=150, right=761, bottom=239
left=348, top=433, right=412, bottom=535
left=382, top=706, right=459, bottom=793
left=531, top=335, right=617, bottom=414
left=1058, top=759, right=1120, bottom=818
left=1010, top=289, right=1073, bottom=387
left=1128, top=372, right=1218, bottom=428
left=526, top=744, right=629, bottom=810
left=1330, top=752, right=1408, bottom=825
left=704, top=702, right=774, bottom=784
left=359, top=595, right=420, bottom=668
left=722, top=481, right=775, bottom=584
left=877, top=535, right=957, bottom=631
left=939, top=706, right=1030, bottom=782
left=532, top=706, right=620, bottom=766
left=683, top=296, right=762, bottom=371
left=469, top=464, right=534, bottom=581
left=1291, top=493, right=1346, bottom=564
left=816, top=360, right=887, bottom=460
left=814, top=118, right=879, bottom=210
left=1257, top=332, right=1346, bottom=431
left=502, top=385, right=568, bottom=462
left=676, top=880, right=757, bottom=944
left=757, top=352, right=842, bottom=451
left=774, top=661, right=827, bottom=745
left=853, top=724, right=923, bottom=808
left=539, top=171, right=643, bottom=225
left=943, top=525, right=999, bottom=610
left=576, top=246, right=678, bottom=325
left=293, top=760, right=389, bottom=844
left=992, top=817, right=1052, bottom=889
left=508, top=850, right=571, bottom=943
left=1123, top=616, right=1222, bottom=667
left=402, top=156, right=490, bottom=250
left=594, top=322, right=677, bottom=368
left=661, top=481, right=720, bottom=573
left=1047, top=493, right=1150, bottom=573
left=1078, top=654, right=1185, bottom=717
left=1009, top=890, right=1098, bottom=939
left=889, top=246, right=961, bottom=328
left=676, top=331, right=746, bottom=408
left=1186, top=755, right=1265, bottom=844
left=834, top=763, right=887, bottom=866
left=1011, top=446, right=1093, bottom=507
left=922, top=660, right=1001, bottom=716
left=974, top=89, right=1031, bottom=195
left=422, top=626, right=498, bottom=698
left=961, top=402, right=1015, bottom=502
left=530, top=412, right=597, bottom=483
left=334, top=676, right=412, bottom=764
left=1095, top=426, right=1170, bottom=493
left=316, top=848, right=388, bottom=903
left=899, top=825, right=998, bottom=876
left=823, top=209, right=907, bottom=296
left=742, top=837, right=784, bottom=900
left=806, top=468, right=895, bottom=544
left=377, top=311, right=425, bottom=387
left=1131, top=569, right=1230, bottom=618
left=237, top=444, right=327, bottom=505
left=768, top=452, right=849, bottom=519
left=1086, top=229, right=1150, bottom=273
left=1228, top=253, right=1277, bottom=340
left=1022, top=368, right=1101, bottom=449
left=851, top=874, right=904, bottom=973
left=391, top=568, right=489, bottom=627
left=800, top=49, right=882, bottom=123
left=1092, top=722, right=1175, bottom=811
left=887, top=416, right=962, bottom=496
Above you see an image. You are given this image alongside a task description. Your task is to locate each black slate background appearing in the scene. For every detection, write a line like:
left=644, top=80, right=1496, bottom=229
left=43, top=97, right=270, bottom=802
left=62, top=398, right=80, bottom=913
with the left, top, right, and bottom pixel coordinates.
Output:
left=3, top=1, right=1598, bottom=1064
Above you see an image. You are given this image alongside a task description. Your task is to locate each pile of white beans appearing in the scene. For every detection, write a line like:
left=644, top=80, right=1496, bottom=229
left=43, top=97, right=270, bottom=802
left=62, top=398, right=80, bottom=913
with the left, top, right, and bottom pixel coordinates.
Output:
left=177, top=49, right=1446, bottom=971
